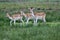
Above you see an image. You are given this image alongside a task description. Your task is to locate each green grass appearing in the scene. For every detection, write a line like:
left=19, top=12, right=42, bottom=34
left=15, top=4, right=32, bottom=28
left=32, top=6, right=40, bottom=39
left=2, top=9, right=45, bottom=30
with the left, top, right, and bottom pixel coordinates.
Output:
left=0, top=2, right=60, bottom=40
left=0, top=2, right=60, bottom=9
left=0, top=22, right=60, bottom=40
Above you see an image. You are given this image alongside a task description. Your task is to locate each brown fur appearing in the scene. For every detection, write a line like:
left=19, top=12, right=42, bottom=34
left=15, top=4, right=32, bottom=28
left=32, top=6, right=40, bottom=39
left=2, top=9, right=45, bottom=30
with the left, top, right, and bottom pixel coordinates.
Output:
left=25, top=13, right=32, bottom=17
left=34, top=12, right=46, bottom=17
left=7, top=13, right=22, bottom=19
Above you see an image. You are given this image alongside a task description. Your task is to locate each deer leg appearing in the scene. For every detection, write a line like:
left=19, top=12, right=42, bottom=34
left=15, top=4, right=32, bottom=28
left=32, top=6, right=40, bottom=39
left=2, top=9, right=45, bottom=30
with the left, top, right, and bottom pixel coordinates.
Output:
left=33, top=18, right=36, bottom=24
left=14, top=20, right=16, bottom=25
left=26, top=18, right=30, bottom=24
left=43, top=17, right=46, bottom=22
left=20, top=19, right=24, bottom=23
left=34, top=20, right=36, bottom=23
left=10, top=20, right=13, bottom=26
left=36, top=18, right=38, bottom=23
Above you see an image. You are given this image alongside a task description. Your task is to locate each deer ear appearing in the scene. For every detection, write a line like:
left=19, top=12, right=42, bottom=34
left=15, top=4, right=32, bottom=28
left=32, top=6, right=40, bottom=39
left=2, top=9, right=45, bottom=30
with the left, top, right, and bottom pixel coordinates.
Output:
left=28, top=7, right=33, bottom=9
left=28, top=8, right=30, bottom=9
left=33, top=8, right=35, bottom=9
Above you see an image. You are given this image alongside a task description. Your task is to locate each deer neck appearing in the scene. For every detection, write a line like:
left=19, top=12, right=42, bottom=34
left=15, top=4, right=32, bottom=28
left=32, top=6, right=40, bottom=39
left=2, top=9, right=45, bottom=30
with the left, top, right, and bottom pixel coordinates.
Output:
left=7, top=14, right=13, bottom=19
left=22, top=12, right=26, bottom=18
left=31, top=11, right=35, bottom=17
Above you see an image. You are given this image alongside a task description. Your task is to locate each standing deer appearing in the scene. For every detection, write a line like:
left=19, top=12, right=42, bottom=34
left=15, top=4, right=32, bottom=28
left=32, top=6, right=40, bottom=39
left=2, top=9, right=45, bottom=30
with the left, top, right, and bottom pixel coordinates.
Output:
left=20, top=11, right=35, bottom=24
left=29, top=7, right=46, bottom=23
left=6, top=13, right=24, bottom=25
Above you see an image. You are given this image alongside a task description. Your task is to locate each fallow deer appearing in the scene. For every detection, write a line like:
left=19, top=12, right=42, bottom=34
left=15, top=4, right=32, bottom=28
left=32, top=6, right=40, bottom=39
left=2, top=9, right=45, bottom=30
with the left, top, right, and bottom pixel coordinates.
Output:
left=29, top=7, right=46, bottom=23
left=20, top=11, right=35, bottom=24
left=6, top=13, right=24, bottom=25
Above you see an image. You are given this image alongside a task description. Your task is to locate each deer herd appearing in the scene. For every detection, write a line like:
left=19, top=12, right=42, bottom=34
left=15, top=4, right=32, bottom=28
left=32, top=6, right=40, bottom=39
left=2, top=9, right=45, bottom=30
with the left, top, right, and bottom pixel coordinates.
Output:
left=6, top=7, right=46, bottom=25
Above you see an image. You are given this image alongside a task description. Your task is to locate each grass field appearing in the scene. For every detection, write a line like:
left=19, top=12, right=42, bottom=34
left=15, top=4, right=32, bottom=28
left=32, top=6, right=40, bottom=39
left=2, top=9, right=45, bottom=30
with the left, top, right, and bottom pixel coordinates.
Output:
left=0, top=2, right=60, bottom=40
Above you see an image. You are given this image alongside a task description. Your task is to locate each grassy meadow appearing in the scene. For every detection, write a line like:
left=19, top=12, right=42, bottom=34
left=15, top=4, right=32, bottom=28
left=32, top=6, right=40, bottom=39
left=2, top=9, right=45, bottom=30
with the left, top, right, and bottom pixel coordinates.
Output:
left=0, top=2, right=60, bottom=40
